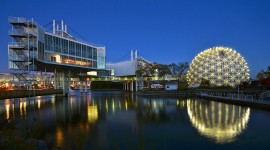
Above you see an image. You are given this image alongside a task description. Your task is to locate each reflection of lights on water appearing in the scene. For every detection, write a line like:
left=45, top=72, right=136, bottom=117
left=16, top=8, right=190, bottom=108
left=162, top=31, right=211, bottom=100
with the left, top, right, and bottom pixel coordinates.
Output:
left=88, top=105, right=98, bottom=124
left=177, top=100, right=186, bottom=108
left=20, top=101, right=27, bottom=117
left=6, top=104, right=10, bottom=120
left=118, top=101, right=121, bottom=110
left=112, top=99, right=115, bottom=113
left=38, top=100, right=41, bottom=109
left=153, top=101, right=157, bottom=109
left=56, top=127, right=63, bottom=148
left=106, top=99, right=108, bottom=112
left=187, top=99, right=250, bottom=144
left=125, top=100, right=128, bottom=111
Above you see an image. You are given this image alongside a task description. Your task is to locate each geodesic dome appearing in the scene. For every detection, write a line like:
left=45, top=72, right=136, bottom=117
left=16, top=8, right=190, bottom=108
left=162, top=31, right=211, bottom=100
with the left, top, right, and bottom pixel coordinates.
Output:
left=187, top=47, right=250, bottom=87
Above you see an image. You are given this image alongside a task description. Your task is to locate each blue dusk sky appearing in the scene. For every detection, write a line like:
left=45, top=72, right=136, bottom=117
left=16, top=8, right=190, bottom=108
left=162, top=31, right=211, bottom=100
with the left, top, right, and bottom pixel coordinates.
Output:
left=1, top=0, right=270, bottom=78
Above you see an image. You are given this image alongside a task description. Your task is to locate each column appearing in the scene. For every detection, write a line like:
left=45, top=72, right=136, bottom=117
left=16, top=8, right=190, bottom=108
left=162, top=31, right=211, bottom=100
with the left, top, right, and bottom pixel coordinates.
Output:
left=54, top=68, right=57, bottom=89
left=127, top=82, right=129, bottom=91
left=84, top=81, right=88, bottom=93
left=131, top=81, right=134, bottom=92
left=135, top=79, right=138, bottom=92
left=62, top=72, right=65, bottom=96
left=80, top=81, right=83, bottom=92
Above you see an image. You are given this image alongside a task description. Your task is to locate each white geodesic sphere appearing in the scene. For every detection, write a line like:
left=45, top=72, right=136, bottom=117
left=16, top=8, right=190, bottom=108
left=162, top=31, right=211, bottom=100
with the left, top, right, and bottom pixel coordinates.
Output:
left=187, top=47, right=250, bottom=87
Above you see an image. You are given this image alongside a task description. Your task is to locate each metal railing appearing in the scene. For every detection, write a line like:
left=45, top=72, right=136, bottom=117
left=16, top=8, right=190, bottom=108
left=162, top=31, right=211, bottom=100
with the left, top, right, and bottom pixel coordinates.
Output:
left=9, top=42, right=26, bottom=49
left=10, top=69, right=29, bottom=74
left=259, top=91, right=270, bottom=100
left=9, top=55, right=28, bottom=61
left=9, top=29, right=37, bottom=37
left=8, top=17, right=27, bottom=23
left=9, top=29, right=26, bottom=36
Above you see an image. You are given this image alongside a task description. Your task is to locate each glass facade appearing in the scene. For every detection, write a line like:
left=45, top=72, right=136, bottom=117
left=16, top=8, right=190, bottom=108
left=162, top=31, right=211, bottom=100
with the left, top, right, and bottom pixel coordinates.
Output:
left=97, top=47, right=105, bottom=69
left=44, top=34, right=104, bottom=68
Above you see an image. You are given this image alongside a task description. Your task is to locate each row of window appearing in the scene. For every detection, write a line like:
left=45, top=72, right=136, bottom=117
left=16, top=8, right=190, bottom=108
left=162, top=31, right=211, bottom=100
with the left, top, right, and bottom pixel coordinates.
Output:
left=47, top=53, right=97, bottom=68
left=44, top=34, right=97, bottom=60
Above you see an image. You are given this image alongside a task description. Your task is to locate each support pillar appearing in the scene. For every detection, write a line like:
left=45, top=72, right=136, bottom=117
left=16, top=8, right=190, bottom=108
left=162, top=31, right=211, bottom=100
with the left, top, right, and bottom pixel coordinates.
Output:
left=127, top=82, right=129, bottom=91
left=62, top=72, right=70, bottom=96
left=84, top=81, right=87, bottom=93
left=54, top=71, right=70, bottom=96
left=54, top=68, right=57, bottom=89
left=135, top=79, right=138, bottom=92
left=80, top=81, right=83, bottom=92
left=124, top=82, right=127, bottom=91
left=131, top=81, right=133, bottom=92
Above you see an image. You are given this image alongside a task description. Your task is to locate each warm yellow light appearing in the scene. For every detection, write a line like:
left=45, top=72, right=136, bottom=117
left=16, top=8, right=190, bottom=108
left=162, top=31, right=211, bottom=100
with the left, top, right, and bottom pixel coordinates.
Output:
left=187, top=100, right=250, bottom=144
left=187, top=47, right=250, bottom=87
left=87, top=71, right=97, bottom=76
left=88, top=105, right=98, bottom=124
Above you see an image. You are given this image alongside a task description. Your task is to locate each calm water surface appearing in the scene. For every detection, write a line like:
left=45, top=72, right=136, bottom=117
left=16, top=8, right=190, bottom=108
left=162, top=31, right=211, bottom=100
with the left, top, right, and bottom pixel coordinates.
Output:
left=1, top=90, right=270, bottom=149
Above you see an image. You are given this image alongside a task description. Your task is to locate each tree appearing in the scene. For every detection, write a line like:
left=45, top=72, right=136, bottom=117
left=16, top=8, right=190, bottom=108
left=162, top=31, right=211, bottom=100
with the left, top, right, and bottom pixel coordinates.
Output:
left=156, top=63, right=170, bottom=77
left=256, top=70, right=265, bottom=80
left=178, top=75, right=189, bottom=90
left=136, top=63, right=156, bottom=89
left=256, top=66, right=270, bottom=80
left=136, top=63, right=156, bottom=77
left=200, top=78, right=210, bottom=88
left=266, top=66, right=270, bottom=78
left=168, top=62, right=189, bottom=90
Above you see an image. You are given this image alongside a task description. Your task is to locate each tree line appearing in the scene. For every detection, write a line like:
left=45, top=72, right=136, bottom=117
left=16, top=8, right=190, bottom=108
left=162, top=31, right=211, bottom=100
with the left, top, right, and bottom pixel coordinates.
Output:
left=135, top=62, right=190, bottom=89
left=256, top=66, right=270, bottom=80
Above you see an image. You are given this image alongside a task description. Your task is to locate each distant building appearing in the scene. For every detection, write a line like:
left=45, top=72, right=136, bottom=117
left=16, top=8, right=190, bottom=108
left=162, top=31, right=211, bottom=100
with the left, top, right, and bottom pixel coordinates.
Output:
left=106, top=50, right=151, bottom=77
left=165, top=82, right=178, bottom=90
left=151, top=84, right=163, bottom=89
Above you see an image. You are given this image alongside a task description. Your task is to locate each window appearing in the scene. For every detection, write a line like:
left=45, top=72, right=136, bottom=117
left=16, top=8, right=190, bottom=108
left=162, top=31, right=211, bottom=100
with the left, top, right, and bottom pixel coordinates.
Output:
left=76, top=43, right=81, bottom=56
left=51, top=56, right=56, bottom=62
left=69, top=42, right=75, bottom=55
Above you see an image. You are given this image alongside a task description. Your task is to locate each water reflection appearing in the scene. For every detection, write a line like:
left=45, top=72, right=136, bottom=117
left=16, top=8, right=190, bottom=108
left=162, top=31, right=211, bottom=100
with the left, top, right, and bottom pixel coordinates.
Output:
left=187, top=99, right=250, bottom=144
left=0, top=91, right=265, bottom=149
left=136, top=98, right=179, bottom=122
left=87, top=105, right=98, bottom=124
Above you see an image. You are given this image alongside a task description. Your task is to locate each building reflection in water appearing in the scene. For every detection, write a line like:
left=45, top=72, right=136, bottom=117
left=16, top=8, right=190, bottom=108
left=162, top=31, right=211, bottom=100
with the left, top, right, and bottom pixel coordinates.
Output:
left=186, top=99, right=250, bottom=144
left=87, top=102, right=98, bottom=124
left=5, top=104, right=10, bottom=120
left=20, top=101, right=27, bottom=118
left=0, top=92, right=254, bottom=149
left=56, top=127, right=64, bottom=148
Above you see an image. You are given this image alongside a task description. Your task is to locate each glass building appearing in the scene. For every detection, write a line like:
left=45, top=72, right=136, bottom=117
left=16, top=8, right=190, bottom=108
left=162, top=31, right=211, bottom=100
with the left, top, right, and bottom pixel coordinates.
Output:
left=8, top=17, right=106, bottom=80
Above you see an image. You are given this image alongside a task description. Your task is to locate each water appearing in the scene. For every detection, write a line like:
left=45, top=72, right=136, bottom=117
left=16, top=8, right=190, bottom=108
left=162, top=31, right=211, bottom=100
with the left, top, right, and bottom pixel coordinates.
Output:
left=1, top=90, right=270, bottom=149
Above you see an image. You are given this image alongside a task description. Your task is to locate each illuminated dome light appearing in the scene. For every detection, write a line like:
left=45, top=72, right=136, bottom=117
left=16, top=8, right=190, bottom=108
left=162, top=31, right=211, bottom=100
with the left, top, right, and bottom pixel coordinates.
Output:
left=187, top=99, right=250, bottom=144
left=187, top=47, right=250, bottom=87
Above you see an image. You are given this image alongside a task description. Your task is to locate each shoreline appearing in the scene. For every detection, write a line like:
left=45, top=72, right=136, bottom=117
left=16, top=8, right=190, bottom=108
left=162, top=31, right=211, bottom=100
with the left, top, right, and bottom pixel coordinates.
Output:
left=0, top=89, right=63, bottom=100
left=136, top=90, right=270, bottom=111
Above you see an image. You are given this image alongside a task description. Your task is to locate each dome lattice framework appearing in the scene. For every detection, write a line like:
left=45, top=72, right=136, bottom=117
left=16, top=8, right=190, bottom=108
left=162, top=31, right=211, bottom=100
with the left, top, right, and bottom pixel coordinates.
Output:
left=187, top=99, right=250, bottom=144
left=187, top=47, right=250, bottom=87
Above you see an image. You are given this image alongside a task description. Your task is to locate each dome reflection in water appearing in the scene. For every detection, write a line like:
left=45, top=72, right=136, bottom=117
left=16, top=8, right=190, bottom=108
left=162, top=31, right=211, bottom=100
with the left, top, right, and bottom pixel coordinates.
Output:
left=187, top=99, right=250, bottom=144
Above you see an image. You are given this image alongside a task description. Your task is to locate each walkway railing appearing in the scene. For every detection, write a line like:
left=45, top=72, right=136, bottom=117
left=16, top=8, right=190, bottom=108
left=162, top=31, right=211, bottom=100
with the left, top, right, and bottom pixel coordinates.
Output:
left=91, top=76, right=177, bottom=81
left=198, top=91, right=270, bottom=105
